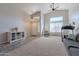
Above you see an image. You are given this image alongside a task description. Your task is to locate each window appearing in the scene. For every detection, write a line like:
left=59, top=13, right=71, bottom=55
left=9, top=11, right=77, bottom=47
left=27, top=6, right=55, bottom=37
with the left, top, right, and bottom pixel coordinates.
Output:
left=50, top=16, right=63, bottom=32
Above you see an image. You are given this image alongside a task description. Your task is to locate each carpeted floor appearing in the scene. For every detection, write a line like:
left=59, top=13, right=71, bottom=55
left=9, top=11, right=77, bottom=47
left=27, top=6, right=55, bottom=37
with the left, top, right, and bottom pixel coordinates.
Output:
left=5, top=36, right=68, bottom=56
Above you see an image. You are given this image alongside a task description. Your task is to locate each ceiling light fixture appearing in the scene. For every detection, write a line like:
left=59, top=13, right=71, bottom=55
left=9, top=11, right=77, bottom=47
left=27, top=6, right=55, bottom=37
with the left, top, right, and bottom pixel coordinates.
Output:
left=49, top=3, right=59, bottom=12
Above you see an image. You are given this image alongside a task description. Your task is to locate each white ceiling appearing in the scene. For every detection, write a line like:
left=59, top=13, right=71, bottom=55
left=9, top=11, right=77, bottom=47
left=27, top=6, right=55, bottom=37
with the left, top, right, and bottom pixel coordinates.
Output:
left=0, top=3, right=79, bottom=15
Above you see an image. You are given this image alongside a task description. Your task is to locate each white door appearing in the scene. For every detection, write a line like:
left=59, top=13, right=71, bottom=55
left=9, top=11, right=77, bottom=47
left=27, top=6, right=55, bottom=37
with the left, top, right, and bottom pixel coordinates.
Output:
left=31, top=22, right=38, bottom=36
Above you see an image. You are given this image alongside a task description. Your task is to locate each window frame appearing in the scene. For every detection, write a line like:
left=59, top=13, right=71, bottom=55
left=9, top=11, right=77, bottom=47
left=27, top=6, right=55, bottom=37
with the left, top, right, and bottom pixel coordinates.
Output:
left=49, top=16, right=63, bottom=33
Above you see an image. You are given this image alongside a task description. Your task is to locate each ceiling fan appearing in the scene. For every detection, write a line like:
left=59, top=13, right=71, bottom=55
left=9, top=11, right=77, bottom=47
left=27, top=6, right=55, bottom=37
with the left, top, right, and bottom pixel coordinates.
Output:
left=49, top=3, right=59, bottom=12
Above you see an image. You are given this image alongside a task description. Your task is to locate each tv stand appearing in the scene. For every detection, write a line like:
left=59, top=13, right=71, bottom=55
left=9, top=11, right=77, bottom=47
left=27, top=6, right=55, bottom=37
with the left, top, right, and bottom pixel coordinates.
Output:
left=7, top=32, right=25, bottom=44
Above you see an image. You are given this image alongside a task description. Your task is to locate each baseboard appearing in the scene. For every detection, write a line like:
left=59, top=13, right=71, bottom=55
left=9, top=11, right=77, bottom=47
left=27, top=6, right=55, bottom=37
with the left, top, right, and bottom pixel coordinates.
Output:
left=0, top=41, right=8, bottom=45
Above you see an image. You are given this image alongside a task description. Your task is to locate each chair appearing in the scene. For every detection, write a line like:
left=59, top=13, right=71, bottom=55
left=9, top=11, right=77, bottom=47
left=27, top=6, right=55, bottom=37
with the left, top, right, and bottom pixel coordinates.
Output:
left=44, top=31, right=49, bottom=37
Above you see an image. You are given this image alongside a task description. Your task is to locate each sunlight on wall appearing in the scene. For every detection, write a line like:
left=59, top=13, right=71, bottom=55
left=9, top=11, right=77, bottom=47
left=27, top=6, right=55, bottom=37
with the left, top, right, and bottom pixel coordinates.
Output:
left=71, top=12, right=79, bottom=23
left=71, top=12, right=79, bottom=34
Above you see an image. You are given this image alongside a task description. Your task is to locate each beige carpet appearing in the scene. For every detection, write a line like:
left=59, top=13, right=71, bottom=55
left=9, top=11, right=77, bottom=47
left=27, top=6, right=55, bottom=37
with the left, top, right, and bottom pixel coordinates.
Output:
left=6, top=36, right=68, bottom=56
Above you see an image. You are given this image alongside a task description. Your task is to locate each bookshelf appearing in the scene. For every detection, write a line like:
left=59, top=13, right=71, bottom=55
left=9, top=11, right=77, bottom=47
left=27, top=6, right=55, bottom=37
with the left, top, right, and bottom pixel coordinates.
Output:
left=7, top=32, right=25, bottom=44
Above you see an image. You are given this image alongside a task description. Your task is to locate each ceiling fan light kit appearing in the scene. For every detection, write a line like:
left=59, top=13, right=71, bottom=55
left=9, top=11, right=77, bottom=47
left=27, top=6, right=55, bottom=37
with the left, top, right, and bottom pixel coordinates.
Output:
left=49, top=3, right=59, bottom=12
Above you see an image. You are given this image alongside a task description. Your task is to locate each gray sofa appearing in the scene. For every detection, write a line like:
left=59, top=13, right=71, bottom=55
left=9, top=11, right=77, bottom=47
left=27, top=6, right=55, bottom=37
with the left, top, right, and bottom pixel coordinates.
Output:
left=63, top=33, right=79, bottom=56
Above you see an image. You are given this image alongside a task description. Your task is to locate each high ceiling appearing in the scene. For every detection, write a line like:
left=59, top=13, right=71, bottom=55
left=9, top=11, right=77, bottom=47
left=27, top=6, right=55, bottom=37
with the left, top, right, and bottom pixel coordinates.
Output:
left=0, top=3, right=79, bottom=15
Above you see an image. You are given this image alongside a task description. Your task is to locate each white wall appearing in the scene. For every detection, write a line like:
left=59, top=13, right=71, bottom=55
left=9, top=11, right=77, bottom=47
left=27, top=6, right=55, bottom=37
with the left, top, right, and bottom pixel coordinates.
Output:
left=69, top=7, right=79, bottom=34
left=0, top=5, right=27, bottom=44
left=0, top=16, right=25, bottom=32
